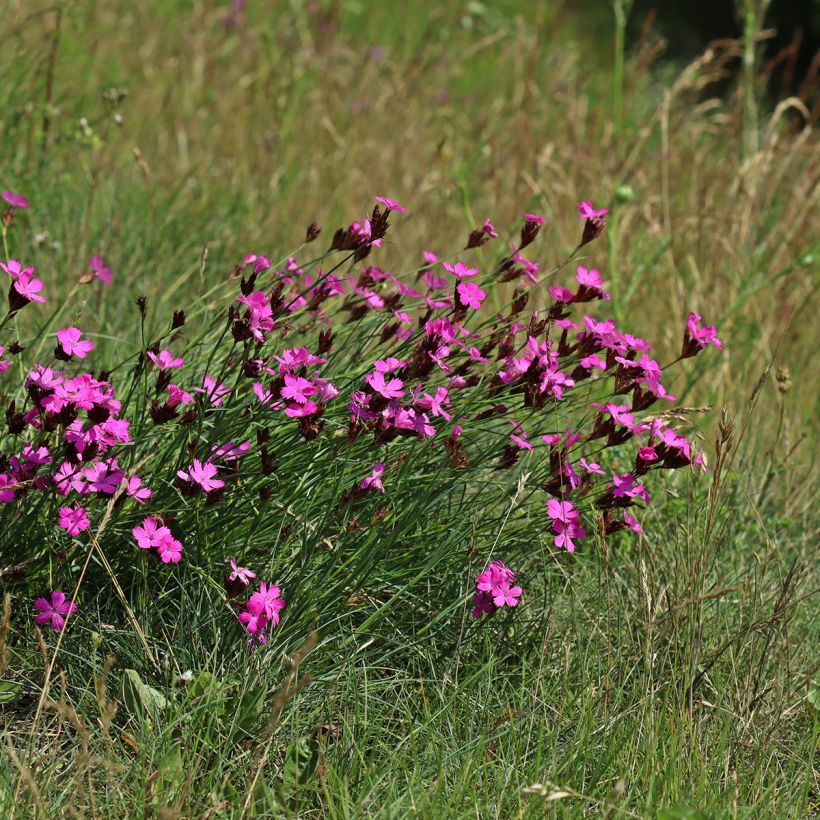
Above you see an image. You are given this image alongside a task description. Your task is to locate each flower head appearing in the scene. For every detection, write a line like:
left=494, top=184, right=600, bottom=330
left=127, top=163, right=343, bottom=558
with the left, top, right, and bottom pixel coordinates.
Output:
left=2, top=190, right=30, bottom=209
left=34, top=590, right=77, bottom=632
left=58, top=506, right=90, bottom=536
left=456, top=281, right=486, bottom=310
left=177, top=459, right=224, bottom=493
left=375, top=196, right=406, bottom=213
left=88, top=256, right=113, bottom=286
left=359, top=462, right=385, bottom=493
left=228, top=557, right=256, bottom=586
left=682, top=312, right=723, bottom=358
left=57, top=327, right=94, bottom=359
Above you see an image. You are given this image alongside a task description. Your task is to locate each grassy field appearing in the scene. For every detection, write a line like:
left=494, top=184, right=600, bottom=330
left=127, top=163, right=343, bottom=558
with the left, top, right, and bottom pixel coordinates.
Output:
left=0, top=1, right=818, bottom=817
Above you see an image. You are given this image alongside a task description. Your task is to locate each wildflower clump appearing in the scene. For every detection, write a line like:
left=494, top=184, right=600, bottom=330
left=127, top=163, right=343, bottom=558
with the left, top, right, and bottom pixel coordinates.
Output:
left=0, top=190, right=723, bottom=642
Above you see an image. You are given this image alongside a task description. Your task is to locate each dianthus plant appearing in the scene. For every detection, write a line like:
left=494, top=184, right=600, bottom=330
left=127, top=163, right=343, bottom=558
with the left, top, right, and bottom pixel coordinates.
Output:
left=0, top=191, right=721, bottom=640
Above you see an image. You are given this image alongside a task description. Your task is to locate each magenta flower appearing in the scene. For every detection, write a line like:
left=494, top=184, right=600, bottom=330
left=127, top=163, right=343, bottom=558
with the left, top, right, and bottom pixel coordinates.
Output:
left=177, top=459, right=224, bottom=493
left=125, top=475, right=153, bottom=504
left=523, top=213, right=545, bottom=226
left=1, top=259, right=33, bottom=279
left=238, top=597, right=268, bottom=634
left=547, top=498, right=579, bottom=524
left=456, top=281, right=486, bottom=310
left=156, top=537, right=183, bottom=564
left=88, top=256, right=113, bottom=286
left=2, top=190, right=30, bottom=209
left=195, top=375, right=231, bottom=406
left=58, top=506, right=90, bottom=536
left=443, top=261, right=478, bottom=280
left=574, top=266, right=610, bottom=301
left=34, top=591, right=77, bottom=632
left=248, top=581, right=286, bottom=625
left=365, top=370, right=404, bottom=399
left=147, top=349, right=184, bottom=370
left=553, top=519, right=586, bottom=552
left=133, top=516, right=172, bottom=549
left=682, top=312, right=723, bottom=357
left=359, top=462, right=385, bottom=493
left=12, top=271, right=46, bottom=303
left=577, top=200, right=608, bottom=220
left=228, top=557, right=256, bottom=586
left=492, top=582, right=522, bottom=608
left=167, top=384, right=194, bottom=407
left=57, top=327, right=94, bottom=359
left=472, top=560, right=521, bottom=618
left=375, top=196, right=406, bottom=213
left=281, top=374, right=316, bottom=404
left=623, top=512, right=643, bottom=534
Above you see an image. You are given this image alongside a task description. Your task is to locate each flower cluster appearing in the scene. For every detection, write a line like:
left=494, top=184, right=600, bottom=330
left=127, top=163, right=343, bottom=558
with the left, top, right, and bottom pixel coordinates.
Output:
left=4, top=189, right=724, bottom=639
left=472, top=561, right=522, bottom=618
left=132, top=516, right=184, bottom=563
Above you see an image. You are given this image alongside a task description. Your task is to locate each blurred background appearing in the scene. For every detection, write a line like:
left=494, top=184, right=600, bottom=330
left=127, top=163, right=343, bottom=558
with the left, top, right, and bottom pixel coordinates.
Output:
left=1, top=0, right=817, bottom=498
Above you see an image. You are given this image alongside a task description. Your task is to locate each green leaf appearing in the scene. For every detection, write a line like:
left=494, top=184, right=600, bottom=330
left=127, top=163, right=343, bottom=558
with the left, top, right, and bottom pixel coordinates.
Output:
left=0, top=680, right=23, bottom=704
left=122, top=668, right=168, bottom=723
left=188, top=670, right=223, bottom=701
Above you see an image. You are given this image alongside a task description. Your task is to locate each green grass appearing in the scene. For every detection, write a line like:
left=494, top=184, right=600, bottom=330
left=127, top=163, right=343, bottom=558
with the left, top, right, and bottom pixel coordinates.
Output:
left=0, top=1, right=818, bottom=817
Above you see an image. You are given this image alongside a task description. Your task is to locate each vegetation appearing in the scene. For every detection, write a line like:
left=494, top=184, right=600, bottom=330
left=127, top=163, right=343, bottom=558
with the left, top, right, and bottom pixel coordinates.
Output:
left=0, top=2, right=817, bottom=817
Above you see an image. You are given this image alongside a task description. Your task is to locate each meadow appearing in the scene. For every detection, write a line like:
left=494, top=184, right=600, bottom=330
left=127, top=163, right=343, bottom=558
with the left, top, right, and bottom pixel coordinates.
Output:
left=0, top=1, right=818, bottom=817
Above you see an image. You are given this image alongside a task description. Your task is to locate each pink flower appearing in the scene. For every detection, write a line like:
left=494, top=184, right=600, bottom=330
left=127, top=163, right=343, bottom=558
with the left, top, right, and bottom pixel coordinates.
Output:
left=682, top=312, right=723, bottom=357
left=0, top=345, right=9, bottom=374
left=579, top=458, right=605, bottom=475
left=147, top=350, right=184, bottom=370
left=167, top=384, right=194, bottom=407
left=248, top=581, right=285, bottom=625
left=228, top=557, right=256, bottom=586
left=623, top=512, right=643, bottom=534
left=177, top=459, right=224, bottom=493
left=2, top=190, right=30, bottom=209
left=238, top=597, right=268, bottom=634
left=492, top=582, right=523, bottom=608
left=125, top=475, right=153, bottom=504
left=548, top=285, right=574, bottom=303
left=472, top=560, right=521, bottom=618
left=577, top=200, right=608, bottom=220
left=523, top=213, right=545, bottom=226
left=456, top=281, right=486, bottom=310
left=280, top=374, right=316, bottom=404
left=57, top=327, right=94, bottom=359
left=365, top=370, right=404, bottom=399
left=375, top=196, right=406, bottom=213
left=156, top=536, right=183, bottom=563
left=442, top=261, right=478, bottom=280
left=574, top=266, right=610, bottom=301
left=1, top=259, right=33, bottom=279
left=243, top=254, right=271, bottom=274
left=58, top=506, right=90, bottom=536
left=547, top=499, right=579, bottom=524
left=133, top=516, right=172, bottom=549
left=553, top=519, right=586, bottom=552
left=359, top=462, right=385, bottom=493
left=13, top=271, right=46, bottom=303
left=195, top=375, right=231, bottom=406
left=88, top=256, right=113, bottom=286
left=34, top=591, right=77, bottom=632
